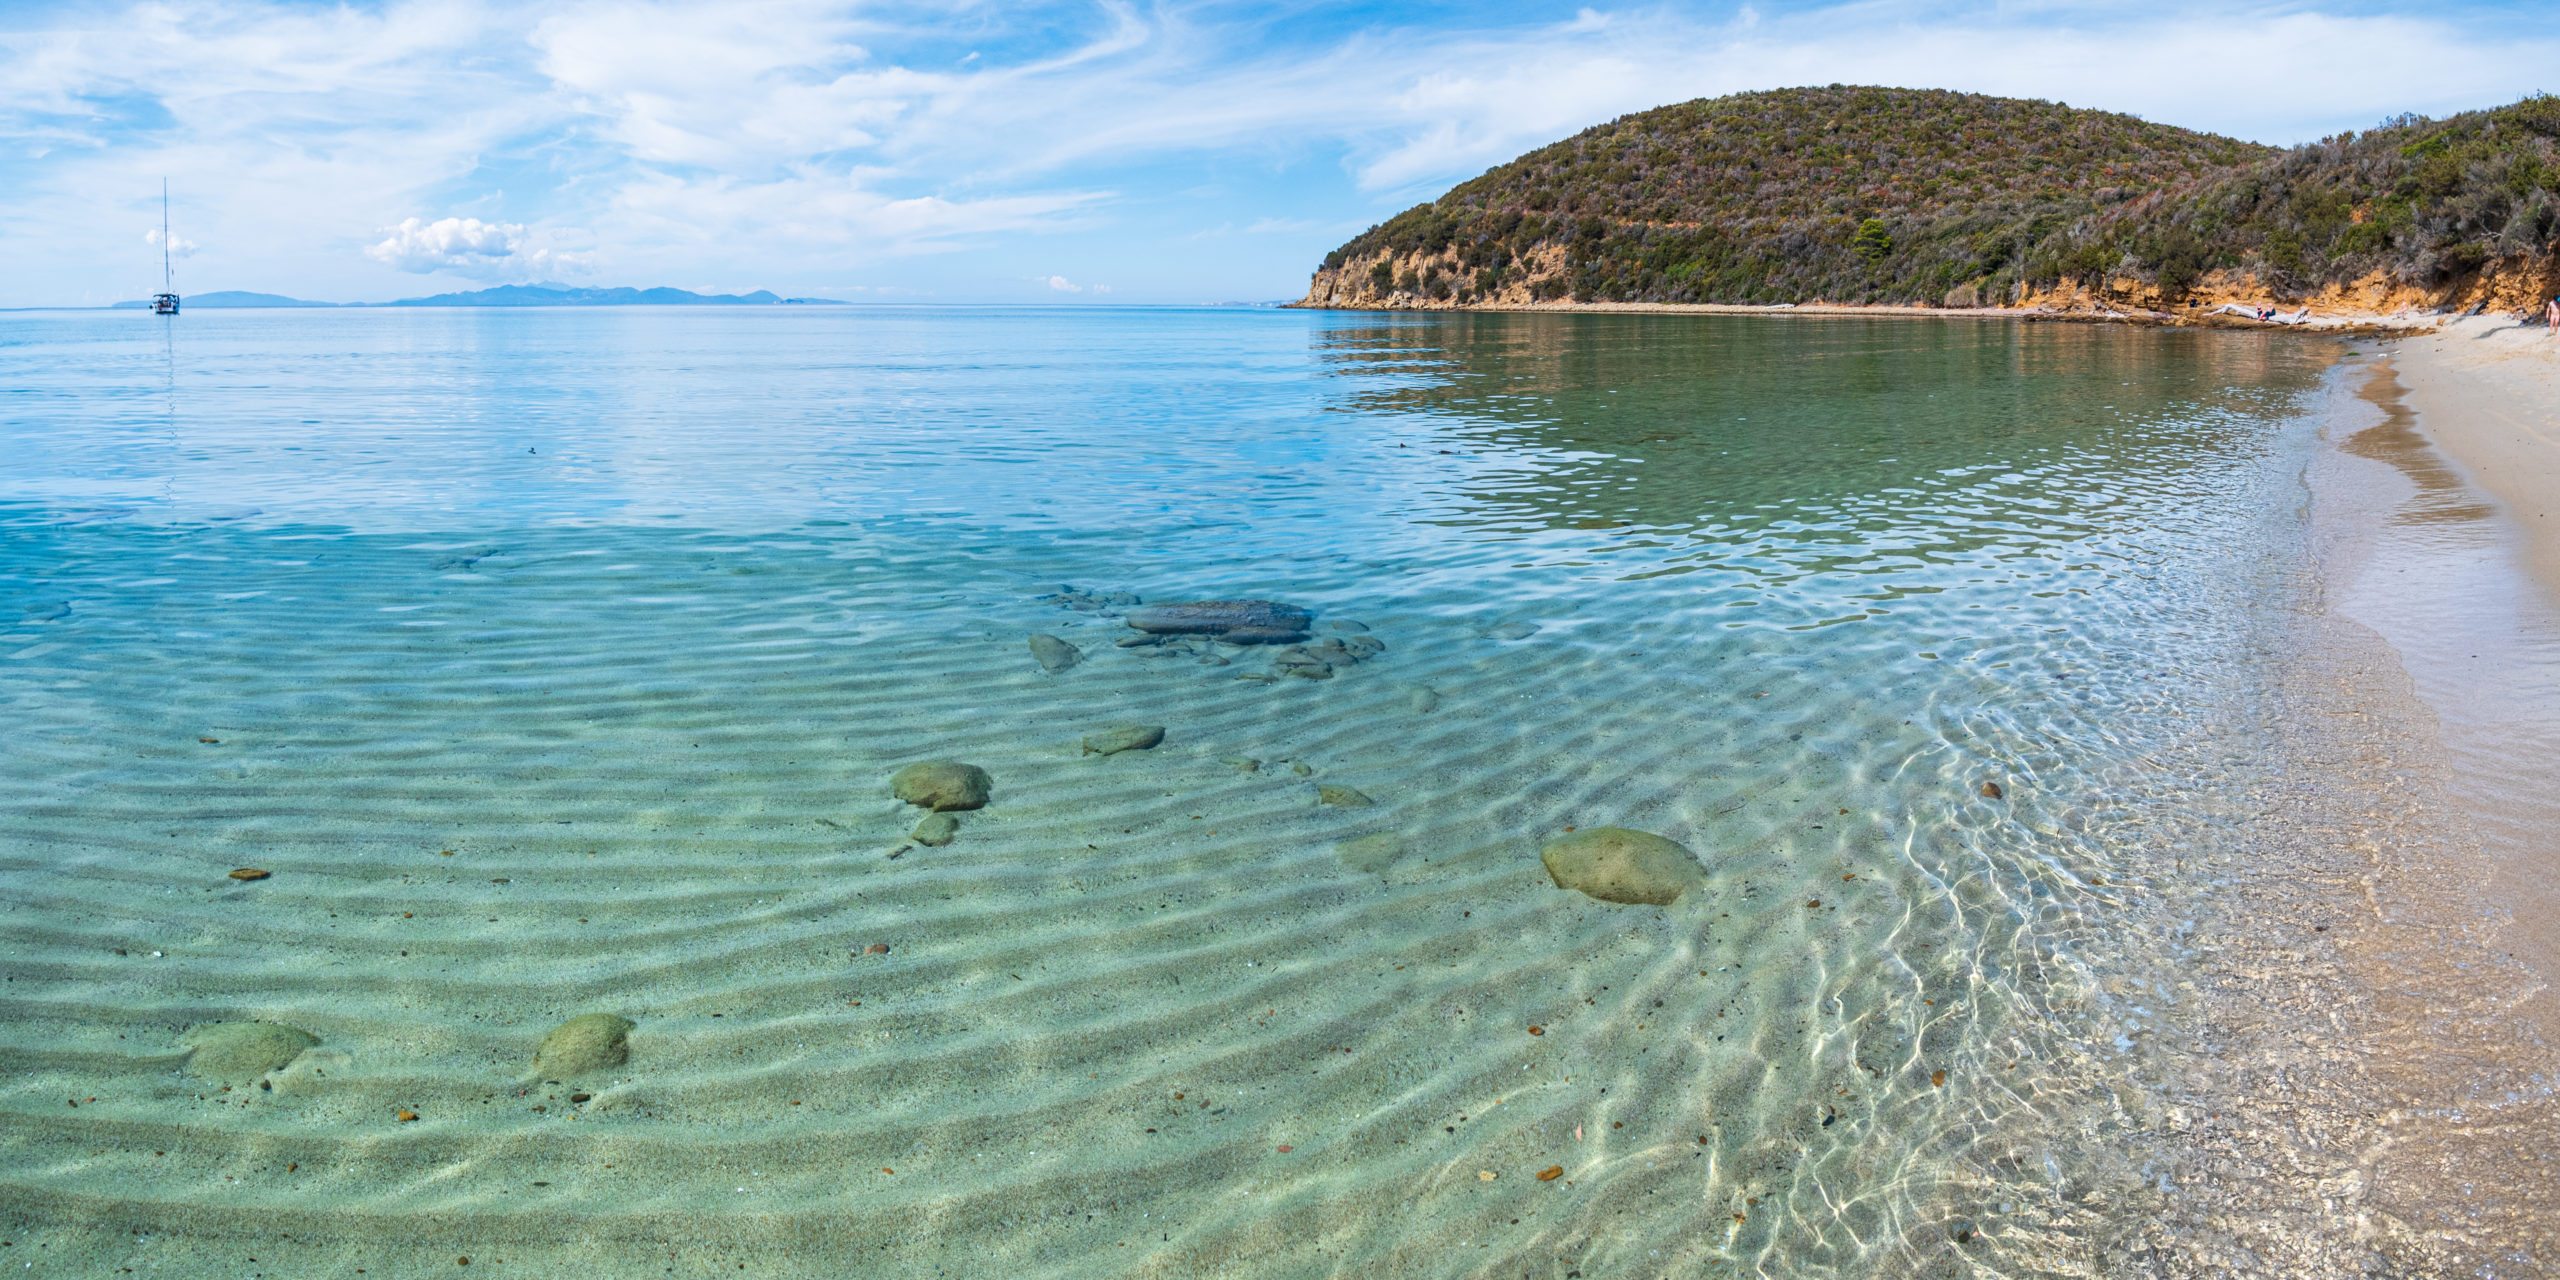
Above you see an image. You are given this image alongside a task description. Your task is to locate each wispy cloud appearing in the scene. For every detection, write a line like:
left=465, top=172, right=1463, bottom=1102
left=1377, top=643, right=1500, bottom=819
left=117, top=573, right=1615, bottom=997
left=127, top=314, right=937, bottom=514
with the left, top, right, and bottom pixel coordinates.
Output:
left=0, top=1, right=2553, bottom=304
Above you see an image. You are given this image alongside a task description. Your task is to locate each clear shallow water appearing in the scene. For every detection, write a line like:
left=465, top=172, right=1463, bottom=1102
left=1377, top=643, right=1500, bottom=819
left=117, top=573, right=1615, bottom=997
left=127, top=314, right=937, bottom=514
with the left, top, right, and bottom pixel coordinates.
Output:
left=0, top=308, right=2335, bottom=1276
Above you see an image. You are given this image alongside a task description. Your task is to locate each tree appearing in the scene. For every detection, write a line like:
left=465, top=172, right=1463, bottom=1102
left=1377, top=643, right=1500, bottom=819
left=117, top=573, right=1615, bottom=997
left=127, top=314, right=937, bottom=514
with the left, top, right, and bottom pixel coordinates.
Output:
left=1852, top=218, right=1893, bottom=262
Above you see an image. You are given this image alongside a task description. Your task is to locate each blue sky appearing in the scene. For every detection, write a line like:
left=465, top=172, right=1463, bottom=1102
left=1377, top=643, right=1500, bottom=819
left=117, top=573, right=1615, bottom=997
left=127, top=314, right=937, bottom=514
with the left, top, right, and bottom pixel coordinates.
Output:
left=3, top=0, right=2555, bottom=306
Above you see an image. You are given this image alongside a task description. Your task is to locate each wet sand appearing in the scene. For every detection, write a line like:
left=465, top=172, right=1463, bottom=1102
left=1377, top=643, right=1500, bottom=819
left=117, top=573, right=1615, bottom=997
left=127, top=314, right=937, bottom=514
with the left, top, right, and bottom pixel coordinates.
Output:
left=2379, top=318, right=2560, bottom=1002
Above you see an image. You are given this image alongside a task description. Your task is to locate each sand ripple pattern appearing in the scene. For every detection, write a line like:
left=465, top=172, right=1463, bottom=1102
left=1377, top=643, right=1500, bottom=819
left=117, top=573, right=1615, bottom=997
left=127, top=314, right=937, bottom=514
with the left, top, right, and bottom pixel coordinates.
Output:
left=0, top=312, right=2337, bottom=1277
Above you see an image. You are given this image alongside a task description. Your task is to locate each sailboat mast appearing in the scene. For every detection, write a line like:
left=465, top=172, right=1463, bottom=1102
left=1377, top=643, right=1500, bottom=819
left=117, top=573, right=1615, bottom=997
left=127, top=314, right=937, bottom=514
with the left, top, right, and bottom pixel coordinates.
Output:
left=152, top=180, right=179, bottom=315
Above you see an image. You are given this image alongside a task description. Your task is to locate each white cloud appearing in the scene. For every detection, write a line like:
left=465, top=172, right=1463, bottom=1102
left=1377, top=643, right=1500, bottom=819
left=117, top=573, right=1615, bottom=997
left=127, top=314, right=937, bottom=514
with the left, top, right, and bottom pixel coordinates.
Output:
left=365, top=216, right=590, bottom=279
left=145, top=227, right=197, bottom=257
left=1042, top=274, right=1080, bottom=292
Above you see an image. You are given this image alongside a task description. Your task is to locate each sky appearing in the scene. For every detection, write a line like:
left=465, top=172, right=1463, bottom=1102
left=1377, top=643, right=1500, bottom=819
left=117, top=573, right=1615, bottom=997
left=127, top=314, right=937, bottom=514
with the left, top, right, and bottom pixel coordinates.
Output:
left=3, top=0, right=2556, bottom=307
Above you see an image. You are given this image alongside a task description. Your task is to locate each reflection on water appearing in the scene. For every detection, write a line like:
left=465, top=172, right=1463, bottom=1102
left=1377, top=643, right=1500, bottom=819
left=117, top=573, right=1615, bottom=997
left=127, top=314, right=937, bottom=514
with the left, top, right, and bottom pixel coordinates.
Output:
left=0, top=308, right=2337, bottom=1277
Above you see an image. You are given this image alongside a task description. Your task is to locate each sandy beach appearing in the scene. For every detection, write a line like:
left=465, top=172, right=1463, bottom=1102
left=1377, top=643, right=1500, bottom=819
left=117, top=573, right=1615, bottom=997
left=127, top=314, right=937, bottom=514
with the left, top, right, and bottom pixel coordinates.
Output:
left=2376, top=317, right=2560, bottom=995
left=2158, top=317, right=2560, bottom=1275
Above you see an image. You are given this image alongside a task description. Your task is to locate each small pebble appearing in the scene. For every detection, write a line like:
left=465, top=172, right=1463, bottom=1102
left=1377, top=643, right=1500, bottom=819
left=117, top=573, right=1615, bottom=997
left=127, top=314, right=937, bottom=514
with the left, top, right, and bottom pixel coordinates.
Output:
left=228, top=868, right=271, bottom=881
left=1222, top=757, right=1261, bottom=773
left=866, top=943, right=890, bottom=955
left=1980, top=782, right=2004, bottom=799
left=398, top=1109, right=419, bottom=1122
left=910, top=812, right=959, bottom=846
left=1275, top=1144, right=1292, bottom=1153
left=1478, top=1169, right=1496, bottom=1181
left=1537, top=1166, right=1563, bottom=1181
left=1406, top=686, right=1440, bottom=713
left=1317, top=785, right=1373, bottom=807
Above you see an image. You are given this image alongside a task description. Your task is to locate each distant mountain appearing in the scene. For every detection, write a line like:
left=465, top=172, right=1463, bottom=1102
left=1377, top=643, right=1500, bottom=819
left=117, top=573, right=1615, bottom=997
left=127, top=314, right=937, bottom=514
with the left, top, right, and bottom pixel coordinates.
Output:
left=110, top=290, right=339, bottom=309
left=110, top=284, right=847, bottom=309
left=382, top=284, right=838, bottom=307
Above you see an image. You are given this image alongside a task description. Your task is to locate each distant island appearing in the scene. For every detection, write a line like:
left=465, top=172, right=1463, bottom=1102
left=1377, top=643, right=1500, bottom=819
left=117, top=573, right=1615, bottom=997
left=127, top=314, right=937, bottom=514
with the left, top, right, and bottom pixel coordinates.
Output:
left=1300, top=85, right=2560, bottom=317
left=112, top=284, right=846, bottom=309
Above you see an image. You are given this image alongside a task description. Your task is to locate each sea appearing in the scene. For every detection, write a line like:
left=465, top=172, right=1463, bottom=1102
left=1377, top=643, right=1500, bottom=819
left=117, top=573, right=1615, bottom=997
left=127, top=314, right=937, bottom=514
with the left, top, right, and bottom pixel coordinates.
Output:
left=0, top=306, right=2352, bottom=1277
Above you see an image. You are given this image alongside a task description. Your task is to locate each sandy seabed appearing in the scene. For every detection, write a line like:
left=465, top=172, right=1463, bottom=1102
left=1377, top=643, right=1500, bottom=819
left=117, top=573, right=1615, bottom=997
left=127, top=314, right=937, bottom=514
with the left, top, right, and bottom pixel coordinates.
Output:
left=4, top=316, right=2558, bottom=1279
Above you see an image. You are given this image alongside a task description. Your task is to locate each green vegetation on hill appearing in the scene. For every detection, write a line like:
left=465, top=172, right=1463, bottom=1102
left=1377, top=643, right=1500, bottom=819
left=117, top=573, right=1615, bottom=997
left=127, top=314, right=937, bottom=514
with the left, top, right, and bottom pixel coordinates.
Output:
left=1304, top=86, right=2560, bottom=310
left=2072, top=98, right=2560, bottom=305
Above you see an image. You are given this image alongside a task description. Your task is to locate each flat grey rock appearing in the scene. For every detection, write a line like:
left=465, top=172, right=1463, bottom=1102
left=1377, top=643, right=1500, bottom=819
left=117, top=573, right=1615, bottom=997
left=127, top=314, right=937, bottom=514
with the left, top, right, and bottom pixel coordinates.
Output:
left=1028, top=634, right=1082, bottom=673
left=1124, top=600, right=1311, bottom=643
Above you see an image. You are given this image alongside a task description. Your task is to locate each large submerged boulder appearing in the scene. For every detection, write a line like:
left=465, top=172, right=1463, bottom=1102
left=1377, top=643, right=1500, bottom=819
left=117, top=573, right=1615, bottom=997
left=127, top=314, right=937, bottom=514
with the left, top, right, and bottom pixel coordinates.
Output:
left=1123, top=600, right=1312, bottom=644
left=1539, top=828, right=1706, bottom=906
left=533, top=1013, right=634, bottom=1079
left=891, top=761, right=993, bottom=811
left=183, top=1021, right=320, bottom=1083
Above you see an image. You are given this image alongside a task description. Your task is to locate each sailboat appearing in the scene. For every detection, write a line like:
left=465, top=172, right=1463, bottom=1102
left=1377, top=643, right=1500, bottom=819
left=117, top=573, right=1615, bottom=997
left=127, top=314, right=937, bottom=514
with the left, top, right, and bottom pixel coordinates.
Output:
left=152, top=180, right=179, bottom=316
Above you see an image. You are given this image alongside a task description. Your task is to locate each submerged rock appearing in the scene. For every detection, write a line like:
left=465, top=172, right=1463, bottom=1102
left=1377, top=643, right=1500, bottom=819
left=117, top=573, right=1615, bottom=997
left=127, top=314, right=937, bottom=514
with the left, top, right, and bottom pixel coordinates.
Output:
left=1124, top=600, right=1312, bottom=643
left=1407, top=686, right=1441, bottom=713
left=891, top=761, right=992, bottom=812
left=1539, top=828, right=1705, bottom=906
left=1485, top=621, right=1540, bottom=640
left=1336, top=832, right=1404, bottom=874
left=1264, top=634, right=1382, bottom=682
left=1028, top=634, right=1082, bottom=673
left=1272, top=649, right=1335, bottom=680
left=911, top=812, right=960, bottom=846
left=1317, top=784, right=1374, bottom=807
left=533, top=1013, right=634, bottom=1079
left=183, top=1021, right=319, bottom=1083
left=1082, top=725, right=1166, bottom=756
left=1043, top=586, right=1140, bottom=614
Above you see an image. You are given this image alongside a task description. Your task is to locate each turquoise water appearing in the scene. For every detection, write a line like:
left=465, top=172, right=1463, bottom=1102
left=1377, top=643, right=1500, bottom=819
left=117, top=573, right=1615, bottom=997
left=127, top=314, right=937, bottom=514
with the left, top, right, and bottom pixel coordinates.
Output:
left=0, top=308, right=2332, bottom=1277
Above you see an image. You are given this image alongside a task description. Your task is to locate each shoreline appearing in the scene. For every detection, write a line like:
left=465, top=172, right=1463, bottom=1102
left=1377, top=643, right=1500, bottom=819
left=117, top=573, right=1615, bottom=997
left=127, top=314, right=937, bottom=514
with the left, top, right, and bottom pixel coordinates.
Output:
left=2158, top=331, right=2560, bottom=1273
left=1285, top=296, right=2440, bottom=337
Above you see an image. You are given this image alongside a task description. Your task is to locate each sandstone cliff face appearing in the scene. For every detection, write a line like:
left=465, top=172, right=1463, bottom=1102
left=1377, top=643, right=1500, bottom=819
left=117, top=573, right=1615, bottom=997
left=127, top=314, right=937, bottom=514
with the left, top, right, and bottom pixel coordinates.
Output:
left=1302, top=252, right=2558, bottom=318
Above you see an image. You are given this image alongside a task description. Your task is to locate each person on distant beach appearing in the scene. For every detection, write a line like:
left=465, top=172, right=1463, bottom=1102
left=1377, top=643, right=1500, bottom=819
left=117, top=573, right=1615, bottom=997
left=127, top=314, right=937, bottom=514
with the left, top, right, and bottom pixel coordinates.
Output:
left=2547, top=295, right=2558, bottom=337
